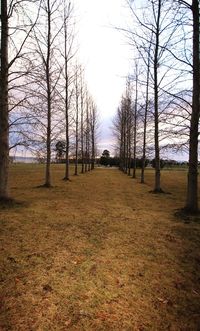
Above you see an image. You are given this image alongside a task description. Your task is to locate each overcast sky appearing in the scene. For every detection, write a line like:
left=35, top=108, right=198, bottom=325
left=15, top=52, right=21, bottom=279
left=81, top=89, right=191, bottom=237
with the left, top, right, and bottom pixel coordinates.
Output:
left=74, top=0, right=132, bottom=154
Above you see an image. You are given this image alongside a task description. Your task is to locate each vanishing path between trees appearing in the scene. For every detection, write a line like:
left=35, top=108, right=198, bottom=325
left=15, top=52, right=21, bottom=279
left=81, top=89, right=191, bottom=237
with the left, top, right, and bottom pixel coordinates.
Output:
left=0, top=166, right=200, bottom=330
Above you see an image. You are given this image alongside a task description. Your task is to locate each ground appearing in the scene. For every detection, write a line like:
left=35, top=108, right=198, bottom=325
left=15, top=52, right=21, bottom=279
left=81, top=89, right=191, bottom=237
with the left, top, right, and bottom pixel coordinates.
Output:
left=0, top=165, right=200, bottom=330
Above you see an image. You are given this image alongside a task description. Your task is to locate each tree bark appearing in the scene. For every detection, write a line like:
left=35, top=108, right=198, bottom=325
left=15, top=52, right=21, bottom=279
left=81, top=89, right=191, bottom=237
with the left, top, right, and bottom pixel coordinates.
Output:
left=90, top=106, right=96, bottom=171
left=133, top=65, right=138, bottom=179
left=87, top=115, right=91, bottom=172
left=80, top=82, right=85, bottom=174
left=153, top=0, right=162, bottom=192
left=127, top=119, right=131, bottom=176
left=0, top=0, right=9, bottom=200
left=91, top=136, right=95, bottom=170
left=119, top=113, right=123, bottom=171
left=185, top=0, right=199, bottom=212
left=44, top=0, right=52, bottom=187
left=74, top=70, right=79, bottom=176
left=141, top=47, right=150, bottom=184
left=63, top=9, right=70, bottom=181
left=123, top=108, right=127, bottom=173
left=84, top=130, right=88, bottom=172
left=64, top=74, right=70, bottom=180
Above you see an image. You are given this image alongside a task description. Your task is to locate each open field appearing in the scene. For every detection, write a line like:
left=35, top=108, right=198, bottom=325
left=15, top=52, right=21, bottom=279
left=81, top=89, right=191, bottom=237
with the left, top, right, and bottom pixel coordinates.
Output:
left=0, top=165, right=200, bottom=330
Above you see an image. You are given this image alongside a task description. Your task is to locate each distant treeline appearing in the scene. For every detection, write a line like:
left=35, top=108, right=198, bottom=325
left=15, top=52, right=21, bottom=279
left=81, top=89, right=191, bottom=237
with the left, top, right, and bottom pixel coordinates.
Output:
left=98, top=156, right=188, bottom=168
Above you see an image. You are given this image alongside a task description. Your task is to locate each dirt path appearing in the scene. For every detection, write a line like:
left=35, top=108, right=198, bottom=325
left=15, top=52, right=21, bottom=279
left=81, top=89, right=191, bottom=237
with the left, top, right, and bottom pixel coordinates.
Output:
left=0, top=166, right=200, bottom=330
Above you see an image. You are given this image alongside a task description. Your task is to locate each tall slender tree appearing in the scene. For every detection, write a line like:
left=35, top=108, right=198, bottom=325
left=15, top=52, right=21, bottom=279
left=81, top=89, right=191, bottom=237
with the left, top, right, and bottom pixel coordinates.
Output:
left=0, top=0, right=9, bottom=200
left=182, top=0, right=200, bottom=212
left=0, top=0, right=40, bottom=200
left=89, top=100, right=98, bottom=170
left=80, top=76, right=85, bottom=174
left=132, top=64, right=138, bottom=179
left=32, top=0, right=62, bottom=187
left=141, top=41, right=151, bottom=184
left=74, top=65, right=80, bottom=176
left=62, top=0, right=75, bottom=181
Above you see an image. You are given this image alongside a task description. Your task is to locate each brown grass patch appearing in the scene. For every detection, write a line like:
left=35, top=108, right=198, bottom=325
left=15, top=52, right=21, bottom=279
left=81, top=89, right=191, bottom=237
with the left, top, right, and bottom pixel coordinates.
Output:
left=0, top=164, right=200, bottom=330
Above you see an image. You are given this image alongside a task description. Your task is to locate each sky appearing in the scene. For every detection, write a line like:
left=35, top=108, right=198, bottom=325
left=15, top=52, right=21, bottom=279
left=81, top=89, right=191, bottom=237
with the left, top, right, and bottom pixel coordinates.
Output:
left=73, top=0, right=190, bottom=162
left=74, top=0, right=132, bottom=154
left=10, top=0, right=190, bottom=161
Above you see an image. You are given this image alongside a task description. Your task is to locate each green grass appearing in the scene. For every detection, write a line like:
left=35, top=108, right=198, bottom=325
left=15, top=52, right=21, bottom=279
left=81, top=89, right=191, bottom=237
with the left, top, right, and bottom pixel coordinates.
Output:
left=0, top=164, right=200, bottom=330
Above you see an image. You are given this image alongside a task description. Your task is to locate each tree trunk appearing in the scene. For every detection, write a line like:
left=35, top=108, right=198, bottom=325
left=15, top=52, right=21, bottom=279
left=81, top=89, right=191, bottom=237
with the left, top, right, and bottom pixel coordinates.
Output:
left=126, top=117, right=129, bottom=174
left=185, top=0, right=199, bottom=212
left=91, top=139, right=95, bottom=170
left=81, top=84, right=84, bottom=174
left=74, top=103, right=79, bottom=175
left=63, top=12, right=70, bottom=181
left=64, top=75, right=70, bottom=180
left=119, top=122, right=123, bottom=171
left=44, top=0, right=52, bottom=187
left=127, top=122, right=131, bottom=176
left=85, top=100, right=90, bottom=172
left=153, top=0, right=162, bottom=193
left=141, top=47, right=150, bottom=184
left=74, top=70, right=79, bottom=176
left=0, top=0, right=9, bottom=200
left=133, top=65, right=138, bottom=179
left=91, top=117, right=95, bottom=170
left=85, top=133, right=88, bottom=172
left=123, top=112, right=127, bottom=173
left=87, top=125, right=91, bottom=171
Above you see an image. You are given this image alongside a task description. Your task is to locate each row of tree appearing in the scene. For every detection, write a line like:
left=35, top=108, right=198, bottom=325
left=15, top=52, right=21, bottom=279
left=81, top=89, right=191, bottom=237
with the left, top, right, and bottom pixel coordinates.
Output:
left=113, top=0, right=199, bottom=213
left=99, top=150, right=185, bottom=169
left=0, top=0, right=98, bottom=196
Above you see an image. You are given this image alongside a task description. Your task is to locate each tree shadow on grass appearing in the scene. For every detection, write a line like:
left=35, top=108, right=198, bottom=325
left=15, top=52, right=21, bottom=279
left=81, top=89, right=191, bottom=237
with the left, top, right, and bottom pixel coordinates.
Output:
left=35, top=184, right=53, bottom=189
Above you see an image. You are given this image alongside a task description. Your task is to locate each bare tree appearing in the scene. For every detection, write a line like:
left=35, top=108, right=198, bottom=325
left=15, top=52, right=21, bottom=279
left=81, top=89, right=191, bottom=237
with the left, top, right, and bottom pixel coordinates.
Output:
left=89, top=100, right=98, bottom=170
left=161, top=0, right=200, bottom=212
left=31, top=0, right=63, bottom=187
left=124, top=0, right=187, bottom=192
left=86, top=96, right=91, bottom=171
left=152, top=0, right=162, bottom=192
left=132, top=65, right=138, bottom=179
left=113, top=87, right=133, bottom=174
left=61, top=0, right=75, bottom=181
left=140, top=41, right=151, bottom=184
left=180, top=0, right=200, bottom=213
left=85, top=94, right=91, bottom=172
left=0, top=0, right=9, bottom=200
left=80, top=75, right=85, bottom=174
left=0, top=0, right=40, bottom=200
left=74, top=65, right=80, bottom=176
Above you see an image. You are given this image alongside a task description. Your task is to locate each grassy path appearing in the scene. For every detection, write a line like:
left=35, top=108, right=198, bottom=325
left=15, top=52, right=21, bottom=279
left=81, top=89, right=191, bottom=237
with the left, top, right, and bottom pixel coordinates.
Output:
left=0, top=166, right=200, bottom=330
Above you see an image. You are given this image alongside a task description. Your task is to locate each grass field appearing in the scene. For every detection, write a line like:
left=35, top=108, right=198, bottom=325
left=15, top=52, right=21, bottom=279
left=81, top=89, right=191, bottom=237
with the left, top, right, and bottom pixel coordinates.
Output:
left=0, top=164, right=200, bottom=330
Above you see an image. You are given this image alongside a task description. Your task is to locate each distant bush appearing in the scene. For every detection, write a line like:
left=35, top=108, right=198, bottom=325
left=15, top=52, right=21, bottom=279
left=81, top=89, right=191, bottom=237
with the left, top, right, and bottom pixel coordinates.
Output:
left=99, top=157, right=149, bottom=168
left=131, top=158, right=149, bottom=168
left=151, top=158, right=166, bottom=169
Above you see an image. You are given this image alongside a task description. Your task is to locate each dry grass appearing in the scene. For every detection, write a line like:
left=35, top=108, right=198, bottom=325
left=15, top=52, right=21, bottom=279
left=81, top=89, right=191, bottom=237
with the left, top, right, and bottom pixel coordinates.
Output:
left=0, top=164, right=200, bottom=330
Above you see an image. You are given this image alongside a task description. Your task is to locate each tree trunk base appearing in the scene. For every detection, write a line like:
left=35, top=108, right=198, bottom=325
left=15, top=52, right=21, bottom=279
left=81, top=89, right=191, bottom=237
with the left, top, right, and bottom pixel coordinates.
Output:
left=178, top=207, right=200, bottom=216
left=174, top=208, right=200, bottom=223
left=0, top=196, right=14, bottom=204
left=63, top=177, right=71, bottom=181
left=0, top=197, right=24, bottom=208
left=36, top=183, right=53, bottom=188
left=150, top=188, right=165, bottom=194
